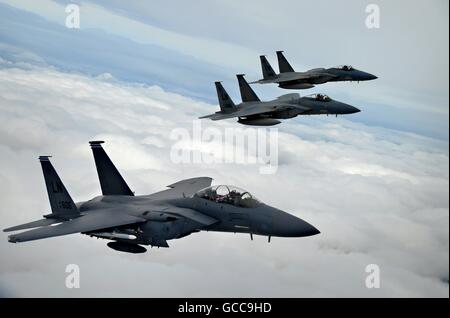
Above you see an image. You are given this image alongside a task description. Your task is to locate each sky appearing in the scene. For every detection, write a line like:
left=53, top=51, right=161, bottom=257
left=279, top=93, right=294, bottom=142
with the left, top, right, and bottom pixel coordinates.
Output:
left=0, top=0, right=448, bottom=297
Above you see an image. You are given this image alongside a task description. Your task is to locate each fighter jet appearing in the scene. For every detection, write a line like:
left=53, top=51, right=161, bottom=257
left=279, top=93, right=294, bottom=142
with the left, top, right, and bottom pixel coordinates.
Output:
left=199, top=74, right=360, bottom=126
left=4, top=141, right=319, bottom=253
left=250, top=51, right=377, bottom=89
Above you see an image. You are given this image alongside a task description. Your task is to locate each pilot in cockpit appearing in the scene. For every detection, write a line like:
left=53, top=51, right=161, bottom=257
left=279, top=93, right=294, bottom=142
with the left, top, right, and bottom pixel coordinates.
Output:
left=196, top=185, right=260, bottom=208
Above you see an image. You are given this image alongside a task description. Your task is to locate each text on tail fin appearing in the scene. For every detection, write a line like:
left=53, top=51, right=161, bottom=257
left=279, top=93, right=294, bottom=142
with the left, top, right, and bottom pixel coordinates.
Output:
left=39, top=156, right=79, bottom=218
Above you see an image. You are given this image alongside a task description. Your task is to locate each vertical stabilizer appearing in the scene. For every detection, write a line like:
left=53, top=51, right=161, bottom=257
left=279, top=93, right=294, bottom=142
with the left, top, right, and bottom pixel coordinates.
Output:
left=89, top=141, right=134, bottom=196
left=215, top=82, right=236, bottom=112
left=276, top=51, right=295, bottom=73
left=39, top=156, right=79, bottom=218
left=236, top=74, right=260, bottom=102
left=260, top=55, right=277, bottom=79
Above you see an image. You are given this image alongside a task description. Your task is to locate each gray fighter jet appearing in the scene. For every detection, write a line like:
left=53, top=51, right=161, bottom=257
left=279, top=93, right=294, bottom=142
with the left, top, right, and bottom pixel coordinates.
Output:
left=251, top=51, right=377, bottom=89
left=200, top=74, right=360, bottom=126
left=4, top=141, right=319, bottom=253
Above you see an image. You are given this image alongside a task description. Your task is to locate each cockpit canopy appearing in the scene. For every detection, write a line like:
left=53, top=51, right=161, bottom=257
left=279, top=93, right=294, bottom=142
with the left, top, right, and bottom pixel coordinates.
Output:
left=304, top=94, right=331, bottom=102
left=195, top=185, right=261, bottom=208
left=336, top=65, right=354, bottom=71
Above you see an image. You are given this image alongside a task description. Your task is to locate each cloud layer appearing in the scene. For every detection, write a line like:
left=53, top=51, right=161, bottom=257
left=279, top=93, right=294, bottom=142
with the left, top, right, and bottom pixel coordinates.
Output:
left=0, top=62, right=448, bottom=297
left=0, top=0, right=448, bottom=139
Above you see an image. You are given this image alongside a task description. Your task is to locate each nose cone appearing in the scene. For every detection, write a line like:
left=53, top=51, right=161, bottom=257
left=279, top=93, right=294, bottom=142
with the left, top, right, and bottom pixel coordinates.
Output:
left=274, top=211, right=320, bottom=237
left=346, top=105, right=361, bottom=114
left=291, top=218, right=320, bottom=237
left=359, top=71, right=378, bottom=81
left=335, top=103, right=361, bottom=114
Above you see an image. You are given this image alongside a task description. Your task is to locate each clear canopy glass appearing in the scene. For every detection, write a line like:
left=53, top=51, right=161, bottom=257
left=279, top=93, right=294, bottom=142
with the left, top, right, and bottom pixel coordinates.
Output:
left=304, top=94, right=331, bottom=102
left=336, top=65, right=353, bottom=71
left=195, top=185, right=261, bottom=208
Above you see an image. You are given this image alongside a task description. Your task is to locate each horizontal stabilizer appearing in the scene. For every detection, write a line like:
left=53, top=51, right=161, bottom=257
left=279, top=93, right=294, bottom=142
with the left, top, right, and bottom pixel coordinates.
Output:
left=249, top=79, right=277, bottom=84
left=199, top=113, right=222, bottom=119
left=4, top=218, right=62, bottom=232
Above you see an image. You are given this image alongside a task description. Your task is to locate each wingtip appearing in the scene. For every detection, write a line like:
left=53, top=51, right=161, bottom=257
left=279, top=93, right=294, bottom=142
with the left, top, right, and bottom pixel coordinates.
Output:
left=38, top=156, right=52, bottom=161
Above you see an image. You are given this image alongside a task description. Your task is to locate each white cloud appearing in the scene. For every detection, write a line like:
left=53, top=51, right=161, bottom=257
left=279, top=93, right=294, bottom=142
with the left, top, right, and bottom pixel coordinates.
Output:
left=0, top=63, right=448, bottom=297
left=1, top=0, right=448, bottom=140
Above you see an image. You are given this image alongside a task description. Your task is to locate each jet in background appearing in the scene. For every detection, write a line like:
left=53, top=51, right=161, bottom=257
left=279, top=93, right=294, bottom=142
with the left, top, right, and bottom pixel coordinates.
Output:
left=251, top=51, right=378, bottom=89
left=200, top=74, right=360, bottom=126
left=4, top=141, right=319, bottom=253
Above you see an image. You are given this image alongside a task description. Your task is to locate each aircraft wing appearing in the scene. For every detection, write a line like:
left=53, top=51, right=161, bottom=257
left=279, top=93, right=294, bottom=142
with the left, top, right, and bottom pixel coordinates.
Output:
left=249, top=79, right=278, bottom=84
left=250, top=72, right=337, bottom=84
left=147, top=177, right=213, bottom=200
left=204, top=104, right=294, bottom=121
left=279, top=72, right=332, bottom=81
left=149, top=206, right=218, bottom=227
left=7, top=209, right=146, bottom=243
left=4, top=218, right=62, bottom=232
left=276, top=93, right=301, bottom=101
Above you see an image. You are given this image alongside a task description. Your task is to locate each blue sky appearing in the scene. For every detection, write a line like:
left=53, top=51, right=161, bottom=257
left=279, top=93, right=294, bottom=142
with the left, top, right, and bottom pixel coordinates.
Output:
left=0, top=0, right=448, bottom=140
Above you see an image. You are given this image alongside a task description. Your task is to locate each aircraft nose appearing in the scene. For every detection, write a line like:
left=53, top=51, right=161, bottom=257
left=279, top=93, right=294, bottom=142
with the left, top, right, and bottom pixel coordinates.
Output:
left=362, top=72, right=378, bottom=80
left=347, top=105, right=361, bottom=114
left=340, top=104, right=361, bottom=114
left=296, top=219, right=320, bottom=237
left=278, top=214, right=320, bottom=237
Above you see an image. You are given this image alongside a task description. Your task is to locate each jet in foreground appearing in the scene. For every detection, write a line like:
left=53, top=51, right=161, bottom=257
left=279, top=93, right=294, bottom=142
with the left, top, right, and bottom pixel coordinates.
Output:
left=251, top=51, right=377, bottom=89
left=4, top=141, right=319, bottom=253
left=200, top=74, right=360, bottom=126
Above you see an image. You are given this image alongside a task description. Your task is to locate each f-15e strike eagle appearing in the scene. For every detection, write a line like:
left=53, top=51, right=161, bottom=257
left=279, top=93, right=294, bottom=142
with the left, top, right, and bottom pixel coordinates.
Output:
left=200, top=74, right=360, bottom=126
left=251, top=51, right=377, bottom=89
left=4, top=141, right=319, bottom=253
